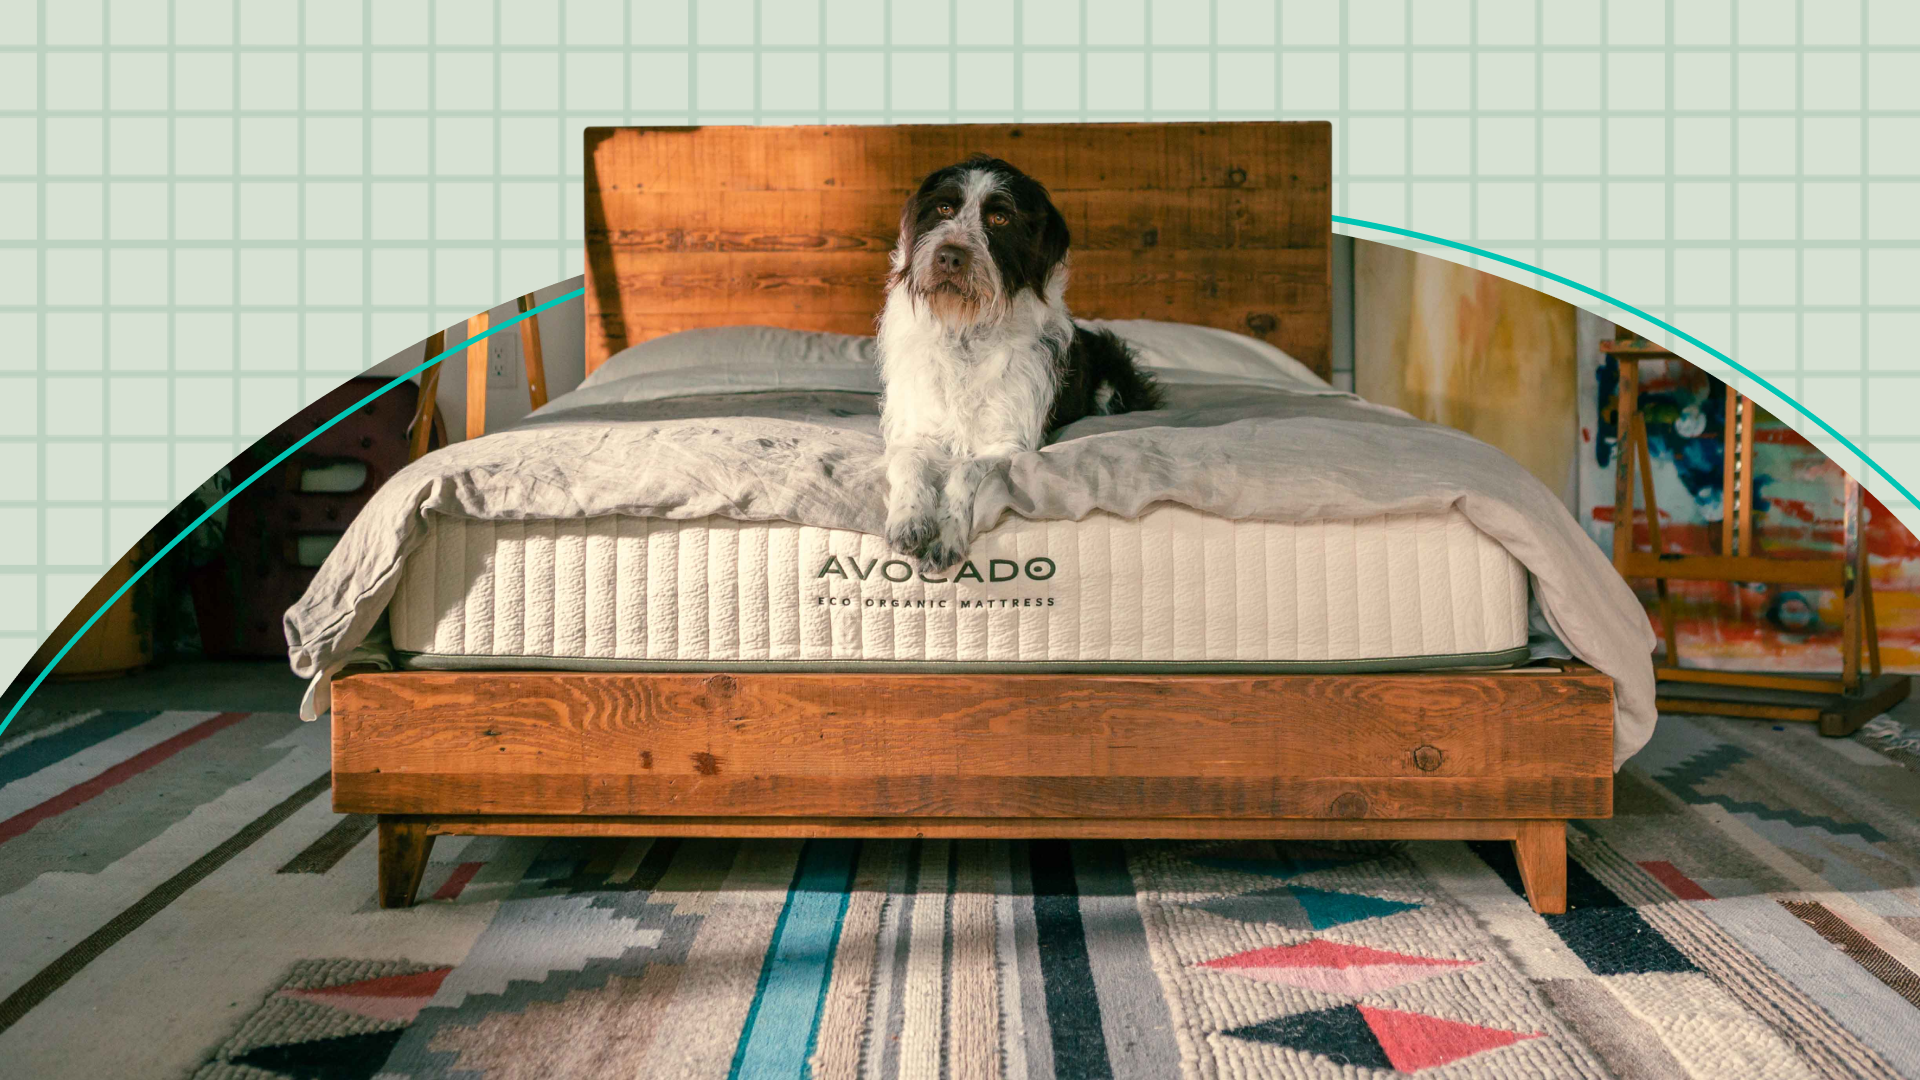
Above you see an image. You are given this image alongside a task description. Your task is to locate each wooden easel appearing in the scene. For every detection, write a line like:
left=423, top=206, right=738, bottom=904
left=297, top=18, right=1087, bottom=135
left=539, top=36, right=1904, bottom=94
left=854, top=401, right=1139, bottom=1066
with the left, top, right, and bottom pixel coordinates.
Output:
left=406, top=292, right=551, bottom=461
left=1607, top=335, right=1908, bottom=735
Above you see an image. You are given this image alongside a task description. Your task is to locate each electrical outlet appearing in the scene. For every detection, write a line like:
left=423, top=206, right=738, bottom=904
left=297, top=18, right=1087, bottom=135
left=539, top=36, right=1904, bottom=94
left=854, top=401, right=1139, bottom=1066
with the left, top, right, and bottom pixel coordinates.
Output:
left=487, top=337, right=517, bottom=389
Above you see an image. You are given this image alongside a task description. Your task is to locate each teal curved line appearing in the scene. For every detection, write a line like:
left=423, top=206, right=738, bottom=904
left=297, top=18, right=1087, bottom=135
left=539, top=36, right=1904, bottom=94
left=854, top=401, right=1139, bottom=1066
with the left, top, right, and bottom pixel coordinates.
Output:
left=5, top=222, right=1911, bottom=737
left=0, top=287, right=588, bottom=739
left=1334, top=214, right=1920, bottom=513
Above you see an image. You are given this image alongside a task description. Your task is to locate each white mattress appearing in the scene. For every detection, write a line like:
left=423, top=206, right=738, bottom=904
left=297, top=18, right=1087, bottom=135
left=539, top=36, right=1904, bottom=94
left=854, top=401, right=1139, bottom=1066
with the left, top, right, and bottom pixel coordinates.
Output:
left=387, top=505, right=1531, bottom=670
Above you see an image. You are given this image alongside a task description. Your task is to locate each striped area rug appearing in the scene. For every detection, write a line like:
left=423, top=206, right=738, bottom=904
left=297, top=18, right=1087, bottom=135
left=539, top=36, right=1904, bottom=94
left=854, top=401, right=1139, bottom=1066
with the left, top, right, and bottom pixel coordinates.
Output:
left=1, top=706, right=1918, bottom=1078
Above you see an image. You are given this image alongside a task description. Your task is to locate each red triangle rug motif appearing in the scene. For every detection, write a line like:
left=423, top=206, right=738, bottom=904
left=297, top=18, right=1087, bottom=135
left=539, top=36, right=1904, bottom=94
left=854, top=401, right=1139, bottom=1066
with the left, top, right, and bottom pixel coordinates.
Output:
left=1359, top=1003, right=1540, bottom=1072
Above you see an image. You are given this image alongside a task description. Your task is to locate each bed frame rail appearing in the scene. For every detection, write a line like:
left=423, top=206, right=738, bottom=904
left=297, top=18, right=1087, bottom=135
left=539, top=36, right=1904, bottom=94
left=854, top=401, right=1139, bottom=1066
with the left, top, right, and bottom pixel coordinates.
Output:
left=333, top=667, right=1613, bottom=914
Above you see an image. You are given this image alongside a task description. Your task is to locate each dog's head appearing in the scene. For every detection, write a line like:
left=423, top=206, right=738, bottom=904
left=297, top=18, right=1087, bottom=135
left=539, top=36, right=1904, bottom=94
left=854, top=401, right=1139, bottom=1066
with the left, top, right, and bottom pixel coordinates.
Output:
left=889, top=155, right=1071, bottom=328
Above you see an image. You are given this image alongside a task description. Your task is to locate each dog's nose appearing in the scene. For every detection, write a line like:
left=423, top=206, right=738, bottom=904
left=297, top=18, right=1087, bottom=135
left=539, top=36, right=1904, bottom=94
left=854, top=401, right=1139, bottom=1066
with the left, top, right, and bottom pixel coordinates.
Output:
left=935, top=244, right=970, bottom=274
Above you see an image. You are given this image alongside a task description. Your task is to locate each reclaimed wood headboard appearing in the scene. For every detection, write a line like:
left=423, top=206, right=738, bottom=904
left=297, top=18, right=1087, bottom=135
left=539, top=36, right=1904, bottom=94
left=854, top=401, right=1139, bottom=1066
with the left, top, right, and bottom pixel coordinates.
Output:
left=582, top=122, right=1333, bottom=380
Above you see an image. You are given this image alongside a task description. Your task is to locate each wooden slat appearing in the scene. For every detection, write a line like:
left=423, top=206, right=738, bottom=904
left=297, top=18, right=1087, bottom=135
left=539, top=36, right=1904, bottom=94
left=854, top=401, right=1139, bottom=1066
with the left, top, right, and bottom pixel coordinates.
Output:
left=336, top=772, right=1611, bottom=821
left=583, top=123, right=1334, bottom=378
left=1634, top=416, right=1661, bottom=558
left=1617, top=551, right=1845, bottom=588
left=1843, top=475, right=1863, bottom=692
left=1655, top=672, right=1911, bottom=732
left=606, top=308, right=1327, bottom=364
left=1611, top=356, right=1639, bottom=568
left=589, top=189, right=899, bottom=253
left=1634, top=415, right=1679, bottom=664
left=1653, top=695, right=1822, bottom=723
left=330, top=670, right=1613, bottom=821
left=1655, top=666, right=1846, bottom=696
left=601, top=251, right=893, bottom=315
left=1737, top=394, right=1756, bottom=556
left=1863, top=533, right=1882, bottom=678
left=1655, top=676, right=1911, bottom=736
left=591, top=189, right=1330, bottom=255
left=610, top=311, right=896, bottom=345
left=1721, top=382, right=1738, bottom=556
left=587, top=124, right=1324, bottom=194
left=516, top=293, right=548, bottom=410
left=599, top=249, right=1328, bottom=316
left=410, top=815, right=1550, bottom=842
left=333, top=671, right=1615, bottom=778
left=408, top=329, right=446, bottom=462
left=464, top=312, right=488, bottom=441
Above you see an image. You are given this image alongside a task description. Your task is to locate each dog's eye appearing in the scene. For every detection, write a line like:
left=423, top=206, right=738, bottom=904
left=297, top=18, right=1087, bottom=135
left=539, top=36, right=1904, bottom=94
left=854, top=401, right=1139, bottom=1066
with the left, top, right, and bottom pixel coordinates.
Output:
left=936, top=202, right=955, bottom=217
left=987, top=211, right=1011, bottom=227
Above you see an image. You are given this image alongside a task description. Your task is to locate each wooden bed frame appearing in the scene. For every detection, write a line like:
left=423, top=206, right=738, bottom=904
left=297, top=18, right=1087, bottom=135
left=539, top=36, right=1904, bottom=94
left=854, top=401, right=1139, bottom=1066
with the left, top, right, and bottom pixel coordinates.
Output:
left=335, top=123, right=1612, bottom=915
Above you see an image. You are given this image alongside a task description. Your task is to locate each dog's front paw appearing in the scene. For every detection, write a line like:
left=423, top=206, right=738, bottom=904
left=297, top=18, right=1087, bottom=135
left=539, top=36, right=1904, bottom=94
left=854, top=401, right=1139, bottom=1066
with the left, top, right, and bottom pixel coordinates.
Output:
left=917, top=536, right=967, bottom=574
left=886, top=513, right=940, bottom=561
left=915, top=516, right=971, bottom=574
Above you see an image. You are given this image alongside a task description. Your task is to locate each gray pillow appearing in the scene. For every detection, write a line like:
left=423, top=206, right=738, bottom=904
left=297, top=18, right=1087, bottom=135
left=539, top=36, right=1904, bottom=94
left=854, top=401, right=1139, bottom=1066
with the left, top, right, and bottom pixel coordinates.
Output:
left=581, top=325, right=876, bottom=389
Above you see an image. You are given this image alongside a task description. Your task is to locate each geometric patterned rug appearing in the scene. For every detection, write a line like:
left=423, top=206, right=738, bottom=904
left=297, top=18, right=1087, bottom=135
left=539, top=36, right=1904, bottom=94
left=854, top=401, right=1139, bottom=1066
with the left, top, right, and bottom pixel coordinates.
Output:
left=1, top=706, right=1918, bottom=1078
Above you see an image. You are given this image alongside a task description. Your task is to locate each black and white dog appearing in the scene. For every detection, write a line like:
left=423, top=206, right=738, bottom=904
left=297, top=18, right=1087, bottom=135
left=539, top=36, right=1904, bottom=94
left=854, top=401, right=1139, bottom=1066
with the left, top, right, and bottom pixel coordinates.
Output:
left=877, top=155, right=1160, bottom=570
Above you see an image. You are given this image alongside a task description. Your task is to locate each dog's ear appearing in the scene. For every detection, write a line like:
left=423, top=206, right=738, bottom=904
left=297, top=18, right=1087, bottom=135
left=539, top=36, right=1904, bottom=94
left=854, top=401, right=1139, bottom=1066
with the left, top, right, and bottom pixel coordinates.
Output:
left=890, top=191, right=921, bottom=274
left=1039, top=201, right=1071, bottom=269
left=898, top=188, right=923, bottom=240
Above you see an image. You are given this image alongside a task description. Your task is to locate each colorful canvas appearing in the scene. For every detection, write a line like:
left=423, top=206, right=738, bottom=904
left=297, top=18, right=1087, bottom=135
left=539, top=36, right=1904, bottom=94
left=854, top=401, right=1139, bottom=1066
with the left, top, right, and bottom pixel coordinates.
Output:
left=1355, top=240, right=1581, bottom=505
left=1578, top=352, right=1920, bottom=673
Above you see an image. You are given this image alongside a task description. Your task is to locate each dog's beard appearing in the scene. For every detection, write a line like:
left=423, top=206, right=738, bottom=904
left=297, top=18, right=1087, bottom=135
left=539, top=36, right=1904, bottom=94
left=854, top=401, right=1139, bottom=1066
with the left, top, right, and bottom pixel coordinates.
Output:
left=916, top=278, right=986, bottom=325
left=904, top=266, right=1005, bottom=330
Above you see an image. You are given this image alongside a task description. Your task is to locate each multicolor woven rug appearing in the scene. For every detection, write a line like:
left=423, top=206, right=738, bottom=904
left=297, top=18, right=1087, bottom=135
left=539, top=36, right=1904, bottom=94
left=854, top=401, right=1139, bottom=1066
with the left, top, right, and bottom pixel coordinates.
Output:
left=1, top=704, right=1918, bottom=1079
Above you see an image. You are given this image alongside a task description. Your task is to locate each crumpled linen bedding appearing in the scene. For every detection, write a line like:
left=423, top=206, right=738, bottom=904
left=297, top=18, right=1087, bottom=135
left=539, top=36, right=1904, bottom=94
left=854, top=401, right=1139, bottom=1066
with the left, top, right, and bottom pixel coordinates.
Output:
left=285, top=362, right=1656, bottom=766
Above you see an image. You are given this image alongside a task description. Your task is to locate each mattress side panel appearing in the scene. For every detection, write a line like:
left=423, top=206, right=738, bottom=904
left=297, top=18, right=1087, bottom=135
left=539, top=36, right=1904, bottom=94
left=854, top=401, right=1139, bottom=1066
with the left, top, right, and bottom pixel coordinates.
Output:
left=384, top=506, right=1533, bottom=663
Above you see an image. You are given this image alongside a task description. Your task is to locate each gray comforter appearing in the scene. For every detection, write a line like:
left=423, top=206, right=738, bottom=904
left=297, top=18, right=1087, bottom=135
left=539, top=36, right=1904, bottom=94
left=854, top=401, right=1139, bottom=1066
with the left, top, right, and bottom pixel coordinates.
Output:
left=285, top=365, right=1657, bottom=766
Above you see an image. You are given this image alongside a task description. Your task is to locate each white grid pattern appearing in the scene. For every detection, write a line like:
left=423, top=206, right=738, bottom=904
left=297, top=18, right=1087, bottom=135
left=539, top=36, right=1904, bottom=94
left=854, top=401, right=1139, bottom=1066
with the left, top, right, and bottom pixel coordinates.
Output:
left=1, top=0, right=1916, bottom=679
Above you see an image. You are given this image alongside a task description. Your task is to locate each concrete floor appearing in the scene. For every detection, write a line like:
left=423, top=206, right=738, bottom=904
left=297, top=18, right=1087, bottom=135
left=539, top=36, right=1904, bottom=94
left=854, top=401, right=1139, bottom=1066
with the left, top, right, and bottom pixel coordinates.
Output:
left=0, top=660, right=309, bottom=742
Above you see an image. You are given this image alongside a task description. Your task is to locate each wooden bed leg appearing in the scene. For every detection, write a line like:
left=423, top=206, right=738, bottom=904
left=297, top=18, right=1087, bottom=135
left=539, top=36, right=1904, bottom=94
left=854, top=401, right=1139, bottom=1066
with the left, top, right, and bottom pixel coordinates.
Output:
left=1511, top=820, right=1568, bottom=915
left=377, top=816, right=435, bottom=909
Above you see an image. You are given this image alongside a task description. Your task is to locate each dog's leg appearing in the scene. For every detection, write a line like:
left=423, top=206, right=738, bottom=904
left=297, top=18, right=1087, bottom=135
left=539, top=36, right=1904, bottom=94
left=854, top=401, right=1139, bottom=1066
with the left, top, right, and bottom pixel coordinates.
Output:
left=884, top=441, right=945, bottom=560
left=926, top=448, right=1015, bottom=571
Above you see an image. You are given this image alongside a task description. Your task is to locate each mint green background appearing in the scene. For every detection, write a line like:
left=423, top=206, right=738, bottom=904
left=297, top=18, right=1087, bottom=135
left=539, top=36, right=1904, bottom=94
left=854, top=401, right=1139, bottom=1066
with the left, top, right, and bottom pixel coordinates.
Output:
left=2, top=0, right=1917, bottom=680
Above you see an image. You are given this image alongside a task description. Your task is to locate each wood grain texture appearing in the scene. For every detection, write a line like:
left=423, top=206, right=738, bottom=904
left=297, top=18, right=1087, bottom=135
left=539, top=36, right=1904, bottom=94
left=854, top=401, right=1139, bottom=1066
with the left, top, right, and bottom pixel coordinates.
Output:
left=1616, top=552, right=1845, bottom=588
left=1651, top=696, right=1823, bottom=723
left=583, top=123, right=1333, bottom=377
left=515, top=293, right=548, bottom=410
left=1511, top=819, right=1568, bottom=914
left=336, top=772, right=1611, bottom=821
left=408, top=815, right=1554, bottom=842
left=463, top=312, right=488, bottom=441
left=1653, top=672, right=1911, bottom=732
left=331, top=669, right=1613, bottom=820
left=1636, top=417, right=1680, bottom=664
left=1737, top=394, right=1756, bottom=554
left=1611, top=356, right=1639, bottom=568
left=1843, top=476, right=1863, bottom=692
left=1655, top=666, right=1846, bottom=696
left=377, top=816, right=435, bottom=909
left=408, top=330, right=446, bottom=462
